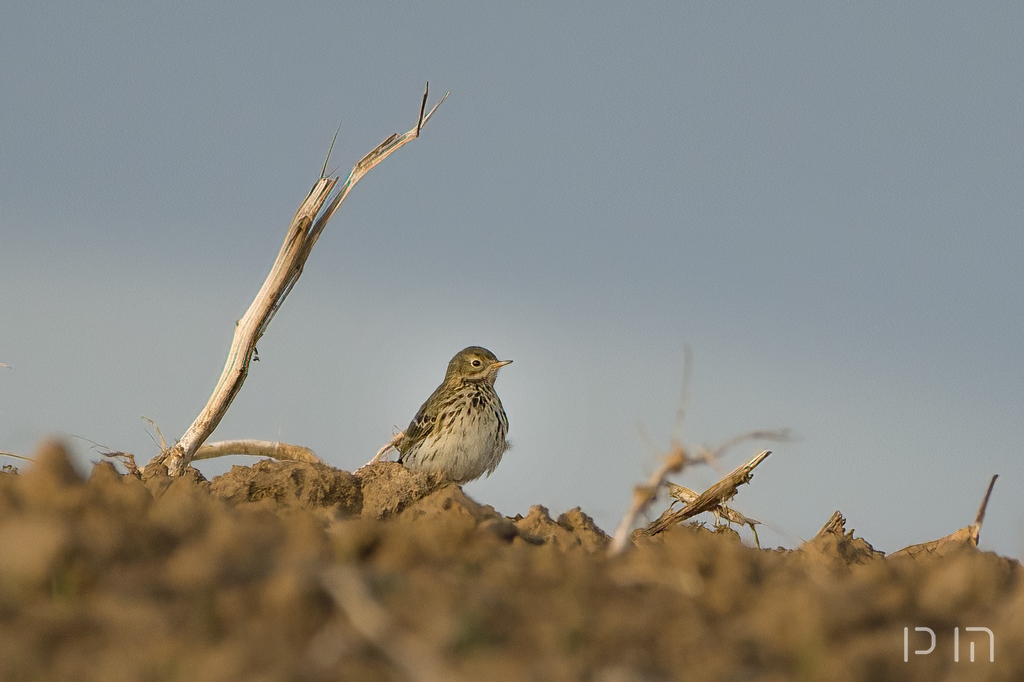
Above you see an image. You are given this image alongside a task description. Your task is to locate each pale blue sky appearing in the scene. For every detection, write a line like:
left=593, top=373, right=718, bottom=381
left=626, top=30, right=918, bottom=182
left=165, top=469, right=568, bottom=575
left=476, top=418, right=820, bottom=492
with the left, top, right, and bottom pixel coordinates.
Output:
left=2, top=3, right=1022, bottom=556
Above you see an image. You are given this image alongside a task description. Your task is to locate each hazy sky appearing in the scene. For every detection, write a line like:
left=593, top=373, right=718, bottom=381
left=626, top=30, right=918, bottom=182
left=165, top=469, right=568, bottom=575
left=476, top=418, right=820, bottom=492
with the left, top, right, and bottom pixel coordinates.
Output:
left=2, top=3, right=1022, bottom=557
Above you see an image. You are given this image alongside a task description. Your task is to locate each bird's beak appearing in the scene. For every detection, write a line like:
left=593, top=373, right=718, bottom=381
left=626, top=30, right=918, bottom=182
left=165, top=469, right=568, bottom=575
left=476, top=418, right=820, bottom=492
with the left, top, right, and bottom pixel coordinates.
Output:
left=492, top=360, right=513, bottom=369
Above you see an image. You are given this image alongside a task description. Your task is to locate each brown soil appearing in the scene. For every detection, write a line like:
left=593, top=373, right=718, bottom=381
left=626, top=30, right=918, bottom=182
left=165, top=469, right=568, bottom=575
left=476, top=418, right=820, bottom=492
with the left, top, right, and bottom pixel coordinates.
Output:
left=1, top=441, right=1020, bottom=681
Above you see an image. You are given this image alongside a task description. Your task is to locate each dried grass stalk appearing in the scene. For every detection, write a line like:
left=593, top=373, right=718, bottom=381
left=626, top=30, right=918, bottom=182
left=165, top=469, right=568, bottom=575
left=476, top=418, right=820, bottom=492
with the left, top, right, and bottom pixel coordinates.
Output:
left=641, top=450, right=771, bottom=537
left=608, top=450, right=689, bottom=556
left=890, top=474, right=998, bottom=559
left=667, top=482, right=762, bottom=547
left=144, top=85, right=448, bottom=478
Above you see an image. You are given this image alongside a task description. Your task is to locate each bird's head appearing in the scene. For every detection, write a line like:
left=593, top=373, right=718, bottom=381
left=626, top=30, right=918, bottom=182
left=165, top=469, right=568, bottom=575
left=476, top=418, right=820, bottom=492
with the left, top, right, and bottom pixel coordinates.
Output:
left=445, top=346, right=512, bottom=385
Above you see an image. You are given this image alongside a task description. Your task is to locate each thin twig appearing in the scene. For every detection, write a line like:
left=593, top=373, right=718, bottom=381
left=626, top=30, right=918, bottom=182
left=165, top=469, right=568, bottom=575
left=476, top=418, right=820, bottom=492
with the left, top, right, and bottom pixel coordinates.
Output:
left=141, top=416, right=168, bottom=451
left=608, top=450, right=690, bottom=556
left=971, top=474, right=998, bottom=544
left=321, top=122, right=342, bottom=179
left=709, top=429, right=792, bottom=460
left=672, top=344, right=693, bottom=444
left=367, top=432, right=404, bottom=466
left=102, top=451, right=141, bottom=478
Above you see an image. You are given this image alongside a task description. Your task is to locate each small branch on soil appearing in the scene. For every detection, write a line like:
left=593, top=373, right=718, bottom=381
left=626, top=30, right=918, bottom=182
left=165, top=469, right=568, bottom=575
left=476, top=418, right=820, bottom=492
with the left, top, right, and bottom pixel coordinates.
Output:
left=890, top=474, right=999, bottom=559
left=107, top=440, right=322, bottom=477
left=814, top=510, right=846, bottom=539
left=667, top=481, right=763, bottom=547
left=641, top=450, right=771, bottom=537
left=321, top=566, right=463, bottom=682
left=143, top=84, right=448, bottom=479
left=103, top=451, right=141, bottom=478
left=972, top=473, right=999, bottom=543
left=193, top=440, right=323, bottom=464
left=608, top=449, right=690, bottom=556
left=614, top=350, right=786, bottom=554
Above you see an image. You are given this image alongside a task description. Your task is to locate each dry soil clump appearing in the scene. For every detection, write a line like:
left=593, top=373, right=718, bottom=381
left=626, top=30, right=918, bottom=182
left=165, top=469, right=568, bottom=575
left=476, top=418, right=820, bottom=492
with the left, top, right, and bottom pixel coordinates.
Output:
left=0, top=442, right=1020, bottom=681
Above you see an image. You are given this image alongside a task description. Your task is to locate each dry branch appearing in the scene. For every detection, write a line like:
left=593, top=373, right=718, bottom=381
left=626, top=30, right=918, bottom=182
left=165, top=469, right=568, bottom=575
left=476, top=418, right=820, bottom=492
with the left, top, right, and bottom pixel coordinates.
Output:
left=890, top=474, right=999, bottom=559
left=641, top=450, right=771, bottom=537
left=667, top=482, right=762, bottom=547
left=614, top=349, right=787, bottom=554
left=102, top=451, right=141, bottom=477
left=144, top=85, right=448, bottom=478
left=608, top=450, right=690, bottom=556
left=193, top=439, right=323, bottom=464
left=814, top=510, right=845, bottom=539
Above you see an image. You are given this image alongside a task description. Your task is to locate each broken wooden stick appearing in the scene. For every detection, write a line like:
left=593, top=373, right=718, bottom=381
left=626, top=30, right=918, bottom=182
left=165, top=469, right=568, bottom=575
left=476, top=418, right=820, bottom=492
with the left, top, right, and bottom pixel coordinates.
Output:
left=814, top=510, right=846, bottom=539
left=144, top=85, right=448, bottom=478
left=667, top=481, right=763, bottom=547
left=0, top=451, right=32, bottom=462
left=891, top=474, right=998, bottom=559
left=641, top=450, right=771, bottom=537
left=193, top=439, right=323, bottom=464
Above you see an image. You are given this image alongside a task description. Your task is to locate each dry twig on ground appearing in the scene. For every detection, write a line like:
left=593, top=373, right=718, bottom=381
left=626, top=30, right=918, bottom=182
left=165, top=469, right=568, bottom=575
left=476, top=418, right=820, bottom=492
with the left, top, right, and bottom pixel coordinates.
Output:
left=608, top=450, right=691, bottom=556
left=193, top=440, right=323, bottom=464
left=814, top=510, right=846, bottom=539
left=144, top=85, right=447, bottom=478
left=102, top=451, right=141, bottom=478
left=641, top=450, right=771, bottom=537
left=612, top=349, right=786, bottom=554
left=891, top=474, right=999, bottom=558
left=667, top=482, right=763, bottom=547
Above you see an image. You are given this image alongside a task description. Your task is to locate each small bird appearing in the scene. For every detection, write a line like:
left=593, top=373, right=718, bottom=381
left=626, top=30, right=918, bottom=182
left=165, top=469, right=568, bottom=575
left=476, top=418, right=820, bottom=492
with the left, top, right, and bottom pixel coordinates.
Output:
left=395, top=346, right=512, bottom=483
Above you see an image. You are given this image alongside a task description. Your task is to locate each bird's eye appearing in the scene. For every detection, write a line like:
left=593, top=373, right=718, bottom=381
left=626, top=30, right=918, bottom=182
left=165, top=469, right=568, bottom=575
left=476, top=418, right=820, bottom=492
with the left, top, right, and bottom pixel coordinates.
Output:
left=471, top=359, right=482, bottom=367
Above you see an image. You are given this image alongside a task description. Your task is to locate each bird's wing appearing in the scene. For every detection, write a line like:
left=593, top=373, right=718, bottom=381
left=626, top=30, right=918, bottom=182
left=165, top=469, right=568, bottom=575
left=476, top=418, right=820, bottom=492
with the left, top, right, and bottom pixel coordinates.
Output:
left=397, top=384, right=447, bottom=457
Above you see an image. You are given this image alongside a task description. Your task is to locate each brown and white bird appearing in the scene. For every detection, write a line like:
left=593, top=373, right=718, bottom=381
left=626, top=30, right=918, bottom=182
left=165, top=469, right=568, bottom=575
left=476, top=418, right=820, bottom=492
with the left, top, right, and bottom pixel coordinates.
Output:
left=394, top=346, right=512, bottom=483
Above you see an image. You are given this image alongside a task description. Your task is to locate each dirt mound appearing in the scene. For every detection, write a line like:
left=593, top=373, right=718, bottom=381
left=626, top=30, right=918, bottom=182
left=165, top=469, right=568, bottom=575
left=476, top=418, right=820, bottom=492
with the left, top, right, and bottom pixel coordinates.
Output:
left=1, top=442, right=1021, bottom=681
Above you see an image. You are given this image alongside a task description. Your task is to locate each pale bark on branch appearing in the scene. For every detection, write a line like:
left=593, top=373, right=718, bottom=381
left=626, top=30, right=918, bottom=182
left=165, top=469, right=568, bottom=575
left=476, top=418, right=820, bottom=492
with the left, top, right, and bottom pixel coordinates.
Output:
left=890, top=474, right=998, bottom=558
left=640, top=450, right=771, bottom=537
left=145, top=85, right=448, bottom=478
left=193, top=440, right=323, bottom=464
